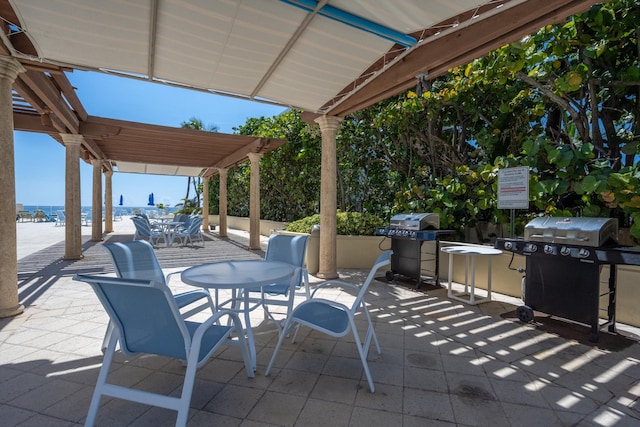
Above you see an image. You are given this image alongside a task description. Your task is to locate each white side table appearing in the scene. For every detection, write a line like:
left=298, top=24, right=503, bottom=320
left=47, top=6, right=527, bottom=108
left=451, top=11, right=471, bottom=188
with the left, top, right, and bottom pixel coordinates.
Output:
left=441, top=245, right=502, bottom=305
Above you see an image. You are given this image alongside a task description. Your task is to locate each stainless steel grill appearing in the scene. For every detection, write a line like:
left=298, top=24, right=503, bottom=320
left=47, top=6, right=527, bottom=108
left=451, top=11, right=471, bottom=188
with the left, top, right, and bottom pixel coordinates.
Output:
left=389, top=213, right=440, bottom=231
left=376, top=213, right=453, bottom=288
left=524, top=216, right=618, bottom=247
left=496, top=216, right=640, bottom=342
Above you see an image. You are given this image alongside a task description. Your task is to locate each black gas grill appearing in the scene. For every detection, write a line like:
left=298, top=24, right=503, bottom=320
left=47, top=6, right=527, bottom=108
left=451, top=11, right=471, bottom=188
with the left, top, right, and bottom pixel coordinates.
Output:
left=495, top=217, right=640, bottom=341
left=376, top=213, right=454, bottom=287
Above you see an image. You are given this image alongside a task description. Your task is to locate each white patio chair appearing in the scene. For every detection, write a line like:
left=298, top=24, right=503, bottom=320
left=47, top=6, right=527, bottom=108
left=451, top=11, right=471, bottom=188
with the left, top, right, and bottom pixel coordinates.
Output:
left=103, top=240, right=215, bottom=315
left=175, top=216, right=204, bottom=247
left=265, top=250, right=392, bottom=392
left=73, top=274, right=253, bottom=427
left=100, top=240, right=215, bottom=350
left=55, top=210, right=65, bottom=226
left=131, top=215, right=167, bottom=247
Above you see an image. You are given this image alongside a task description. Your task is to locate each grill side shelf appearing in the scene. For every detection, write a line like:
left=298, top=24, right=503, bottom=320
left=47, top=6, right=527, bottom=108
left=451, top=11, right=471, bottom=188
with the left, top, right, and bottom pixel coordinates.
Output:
left=596, top=247, right=640, bottom=266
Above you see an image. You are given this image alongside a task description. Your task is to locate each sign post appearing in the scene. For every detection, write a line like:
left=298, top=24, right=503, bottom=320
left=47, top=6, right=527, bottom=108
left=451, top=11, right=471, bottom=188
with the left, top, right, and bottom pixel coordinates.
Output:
left=498, top=167, right=529, bottom=237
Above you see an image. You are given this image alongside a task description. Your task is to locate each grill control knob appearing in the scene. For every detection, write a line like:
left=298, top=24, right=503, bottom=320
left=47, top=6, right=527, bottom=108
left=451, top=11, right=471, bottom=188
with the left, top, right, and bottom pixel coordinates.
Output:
left=560, top=246, right=571, bottom=256
left=579, top=248, right=590, bottom=258
left=524, top=243, right=537, bottom=252
left=504, top=241, right=513, bottom=251
left=544, top=245, right=555, bottom=255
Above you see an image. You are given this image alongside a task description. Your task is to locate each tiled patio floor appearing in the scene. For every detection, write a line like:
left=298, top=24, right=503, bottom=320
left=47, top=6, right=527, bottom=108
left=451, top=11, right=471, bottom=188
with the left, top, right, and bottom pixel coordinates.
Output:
left=2, top=221, right=640, bottom=426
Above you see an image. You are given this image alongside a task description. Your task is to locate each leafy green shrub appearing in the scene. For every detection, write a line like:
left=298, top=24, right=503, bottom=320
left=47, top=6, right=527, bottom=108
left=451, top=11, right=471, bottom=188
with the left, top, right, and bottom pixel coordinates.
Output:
left=285, top=212, right=385, bottom=236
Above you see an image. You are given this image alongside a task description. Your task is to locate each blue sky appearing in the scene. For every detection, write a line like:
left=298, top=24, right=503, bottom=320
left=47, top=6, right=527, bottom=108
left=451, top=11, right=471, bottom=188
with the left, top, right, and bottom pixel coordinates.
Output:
left=14, top=70, right=287, bottom=208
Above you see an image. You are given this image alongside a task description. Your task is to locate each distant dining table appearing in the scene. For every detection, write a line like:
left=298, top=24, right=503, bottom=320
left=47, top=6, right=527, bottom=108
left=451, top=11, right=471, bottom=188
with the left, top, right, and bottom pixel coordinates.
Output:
left=154, top=220, right=184, bottom=247
left=181, top=259, right=296, bottom=371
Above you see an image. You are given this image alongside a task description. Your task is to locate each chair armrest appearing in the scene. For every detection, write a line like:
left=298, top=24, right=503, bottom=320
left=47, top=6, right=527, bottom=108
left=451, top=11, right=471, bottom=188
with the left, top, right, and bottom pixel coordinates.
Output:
left=165, top=271, right=182, bottom=284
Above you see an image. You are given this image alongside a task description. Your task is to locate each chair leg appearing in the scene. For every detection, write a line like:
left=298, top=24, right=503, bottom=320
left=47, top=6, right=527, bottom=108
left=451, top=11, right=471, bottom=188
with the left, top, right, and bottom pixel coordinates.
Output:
left=176, top=351, right=200, bottom=427
left=229, top=313, right=255, bottom=378
left=349, top=317, right=376, bottom=393
left=85, top=331, right=119, bottom=426
left=265, top=318, right=295, bottom=376
left=362, top=304, right=381, bottom=354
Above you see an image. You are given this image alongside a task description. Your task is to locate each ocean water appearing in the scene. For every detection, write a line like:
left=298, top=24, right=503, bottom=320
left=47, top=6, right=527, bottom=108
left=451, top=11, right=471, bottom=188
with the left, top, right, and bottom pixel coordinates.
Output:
left=18, top=205, right=172, bottom=216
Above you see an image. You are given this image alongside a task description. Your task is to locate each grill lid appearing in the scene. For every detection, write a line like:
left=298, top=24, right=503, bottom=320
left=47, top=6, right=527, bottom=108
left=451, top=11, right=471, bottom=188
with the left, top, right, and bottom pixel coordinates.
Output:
left=389, top=213, right=439, bottom=230
left=524, top=217, right=618, bottom=247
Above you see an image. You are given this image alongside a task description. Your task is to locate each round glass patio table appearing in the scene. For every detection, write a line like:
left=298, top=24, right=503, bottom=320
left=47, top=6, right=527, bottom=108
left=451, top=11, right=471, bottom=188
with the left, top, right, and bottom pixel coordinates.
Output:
left=181, top=260, right=295, bottom=371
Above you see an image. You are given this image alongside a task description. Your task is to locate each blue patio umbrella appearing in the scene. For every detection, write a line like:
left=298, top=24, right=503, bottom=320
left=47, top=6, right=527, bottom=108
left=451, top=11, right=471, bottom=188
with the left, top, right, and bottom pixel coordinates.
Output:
left=118, top=195, right=123, bottom=206
left=148, top=193, right=155, bottom=206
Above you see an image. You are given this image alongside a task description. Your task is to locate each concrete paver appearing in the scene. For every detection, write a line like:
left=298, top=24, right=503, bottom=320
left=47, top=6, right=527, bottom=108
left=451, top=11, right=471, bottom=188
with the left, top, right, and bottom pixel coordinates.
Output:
left=3, top=218, right=640, bottom=426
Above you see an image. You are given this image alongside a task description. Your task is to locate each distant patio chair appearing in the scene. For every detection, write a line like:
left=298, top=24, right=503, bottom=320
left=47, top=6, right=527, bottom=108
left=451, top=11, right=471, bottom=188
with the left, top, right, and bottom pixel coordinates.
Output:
left=73, top=274, right=253, bottom=427
left=175, top=216, right=204, bottom=246
left=266, top=250, right=392, bottom=392
left=55, top=210, right=65, bottom=226
left=173, top=213, right=188, bottom=223
left=81, top=210, right=91, bottom=226
left=131, top=216, right=166, bottom=247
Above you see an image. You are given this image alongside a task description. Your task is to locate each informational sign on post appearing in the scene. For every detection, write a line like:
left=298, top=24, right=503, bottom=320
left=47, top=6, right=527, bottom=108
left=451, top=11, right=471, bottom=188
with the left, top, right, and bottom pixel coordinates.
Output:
left=498, top=166, right=529, bottom=209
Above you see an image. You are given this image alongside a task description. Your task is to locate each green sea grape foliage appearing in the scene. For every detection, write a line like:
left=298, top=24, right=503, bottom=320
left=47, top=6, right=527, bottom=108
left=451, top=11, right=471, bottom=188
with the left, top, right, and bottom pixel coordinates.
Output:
left=285, top=212, right=385, bottom=236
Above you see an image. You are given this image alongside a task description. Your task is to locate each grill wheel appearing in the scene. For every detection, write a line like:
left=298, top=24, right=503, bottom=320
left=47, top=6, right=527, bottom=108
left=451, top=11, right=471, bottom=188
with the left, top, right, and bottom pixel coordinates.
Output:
left=516, top=305, right=534, bottom=323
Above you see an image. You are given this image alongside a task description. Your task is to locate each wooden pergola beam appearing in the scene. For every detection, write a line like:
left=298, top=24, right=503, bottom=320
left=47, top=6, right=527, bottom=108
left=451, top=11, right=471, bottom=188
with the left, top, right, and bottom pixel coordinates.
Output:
left=327, top=0, right=602, bottom=116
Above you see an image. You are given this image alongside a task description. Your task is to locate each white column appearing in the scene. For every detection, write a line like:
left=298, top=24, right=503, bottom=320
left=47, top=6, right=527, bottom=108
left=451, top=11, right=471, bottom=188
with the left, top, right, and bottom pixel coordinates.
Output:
left=104, top=170, right=113, bottom=233
left=248, top=153, right=262, bottom=250
left=202, top=177, right=210, bottom=231
left=61, top=134, right=83, bottom=260
left=315, top=115, right=342, bottom=279
left=91, top=159, right=103, bottom=241
left=219, top=168, right=228, bottom=238
left=0, top=56, right=25, bottom=318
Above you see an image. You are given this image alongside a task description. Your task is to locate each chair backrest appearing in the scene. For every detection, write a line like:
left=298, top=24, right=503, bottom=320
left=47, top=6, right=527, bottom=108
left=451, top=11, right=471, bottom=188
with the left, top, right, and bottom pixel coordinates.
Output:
left=103, top=240, right=166, bottom=285
left=56, top=210, right=65, bottom=220
left=351, top=250, right=392, bottom=313
left=74, top=274, right=190, bottom=359
left=187, top=216, right=203, bottom=235
left=131, top=216, right=152, bottom=237
left=174, top=213, right=188, bottom=223
left=265, top=234, right=309, bottom=286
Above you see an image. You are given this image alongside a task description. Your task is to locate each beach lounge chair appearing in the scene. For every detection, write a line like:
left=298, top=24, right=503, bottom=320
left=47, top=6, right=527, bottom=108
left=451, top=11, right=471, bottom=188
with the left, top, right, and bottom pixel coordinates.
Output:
left=265, top=250, right=391, bottom=392
left=17, top=210, right=33, bottom=222
left=33, top=209, right=49, bottom=222
left=73, top=274, right=253, bottom=427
